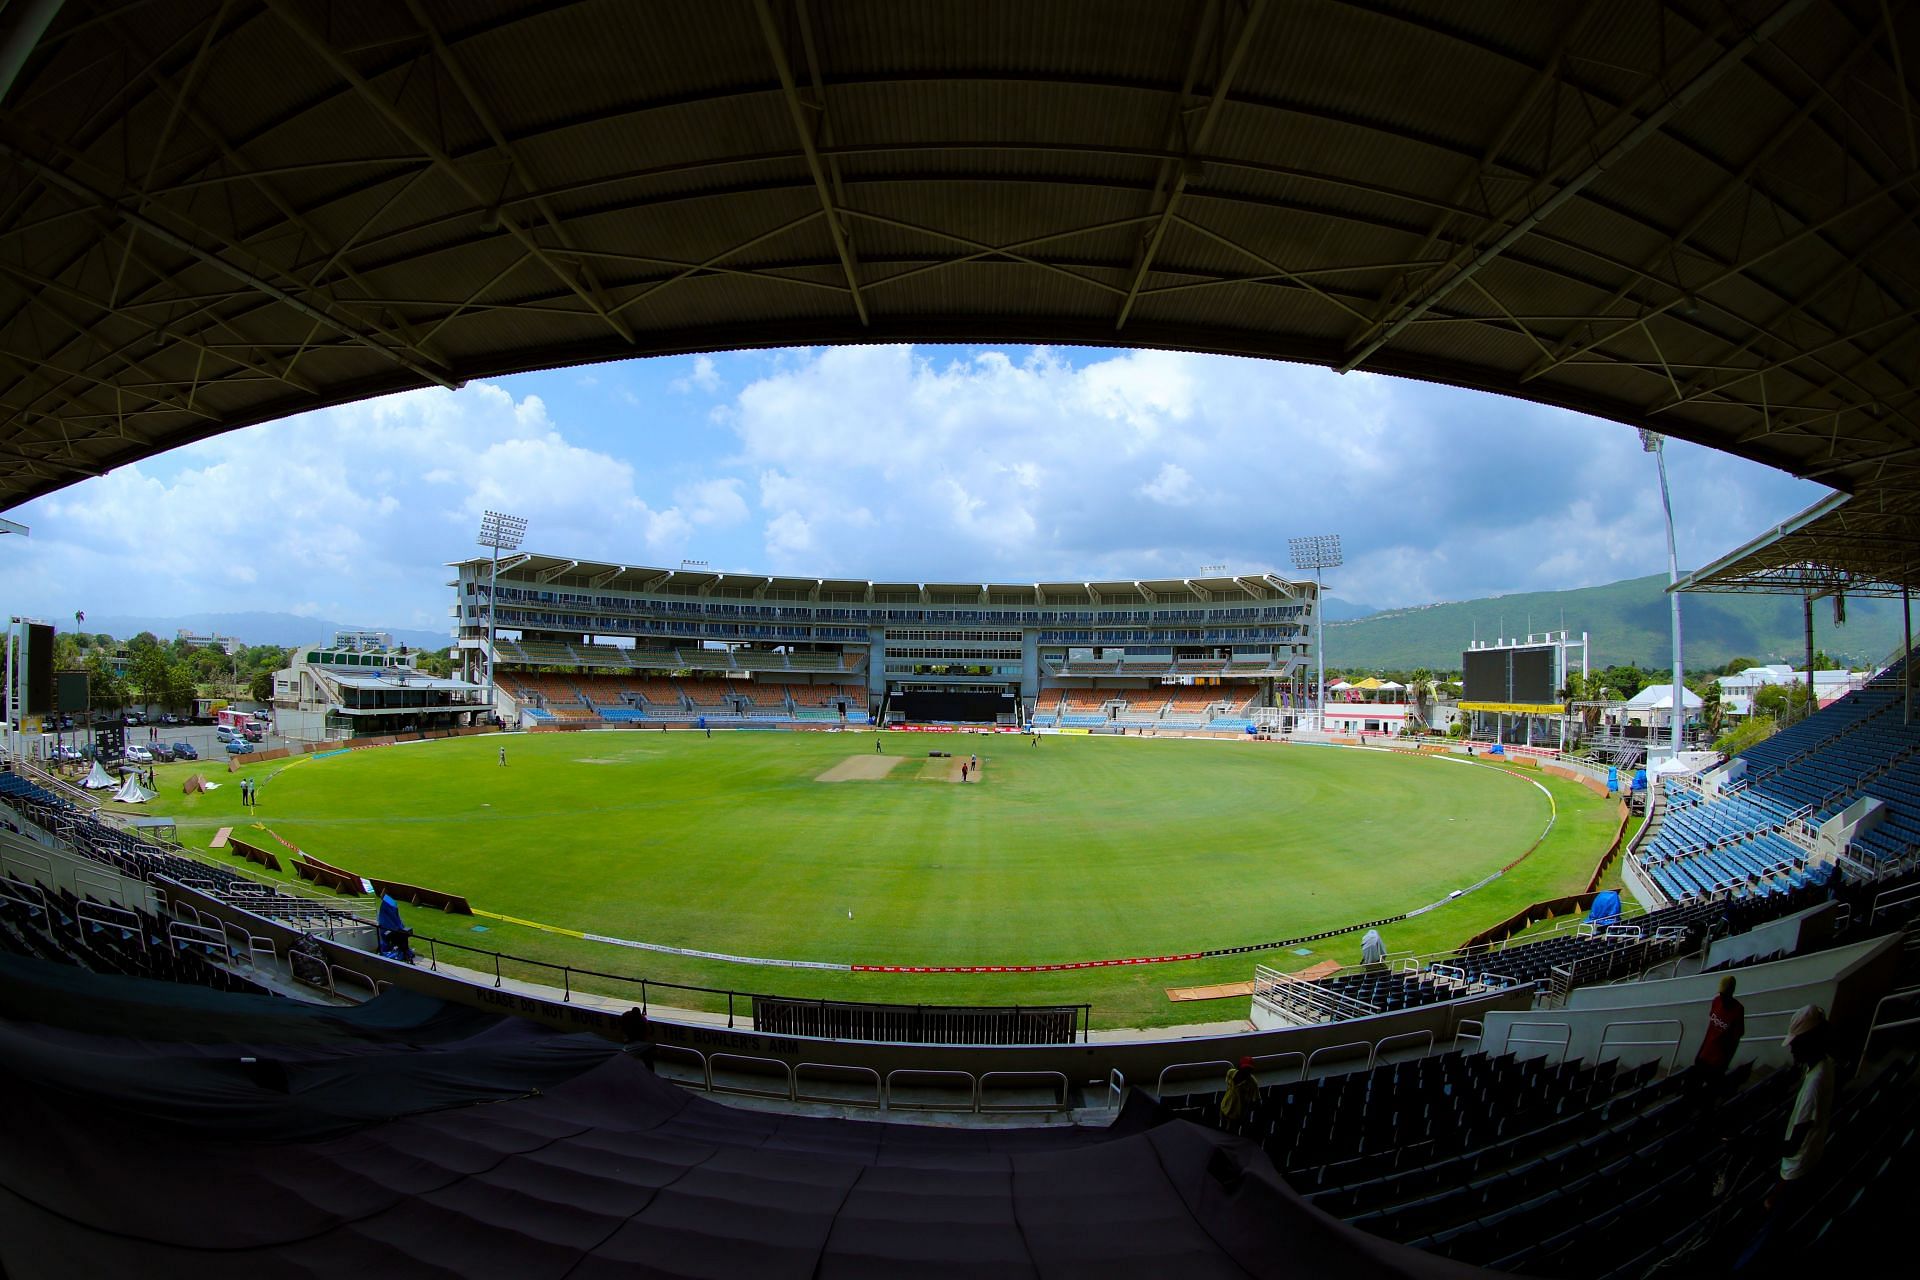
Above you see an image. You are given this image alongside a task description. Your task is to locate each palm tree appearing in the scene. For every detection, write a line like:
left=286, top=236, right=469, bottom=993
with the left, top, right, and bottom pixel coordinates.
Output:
left=1407, top=668, right=1434, bottom=732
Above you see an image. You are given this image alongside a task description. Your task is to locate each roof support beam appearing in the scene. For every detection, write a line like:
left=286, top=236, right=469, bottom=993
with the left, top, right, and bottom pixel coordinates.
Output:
left=0, top=141, right=458, bottom=390
left=1115, top=0, right=1267, bottom=331
left=752, top=0, right=868, bottom=325
left=1338, top=0, right=1813, bottom=374
left=261, top=0, right=636, bottom=348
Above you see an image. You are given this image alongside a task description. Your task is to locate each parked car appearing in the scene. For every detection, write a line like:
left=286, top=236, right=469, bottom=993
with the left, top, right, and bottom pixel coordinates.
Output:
left=250, top=709, right=271, bottom=722
left=225, top=739, right=255, bottom=755
left=171, top=742, right=198, bottom=760
left=215, top=726, right=236, bottom=741
left=125, top=744, right=153, bottom=763
left=148, top=742, right=175, bottom=762
left=160, top=713, right=178, bottom=725
left=241, top=726, right=264, bottom=743
left=52, top=745, right=81, bottom=763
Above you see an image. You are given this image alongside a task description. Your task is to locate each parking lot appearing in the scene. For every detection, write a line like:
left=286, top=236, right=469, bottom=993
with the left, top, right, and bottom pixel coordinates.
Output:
left=40, top=716, right=298, bottom=768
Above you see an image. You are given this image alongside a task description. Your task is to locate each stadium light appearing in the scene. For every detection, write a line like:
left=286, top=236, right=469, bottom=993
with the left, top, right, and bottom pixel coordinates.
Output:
left=1640, top=432, right=1685, bottom=761
left=1287, top=534, right=1343, bottom=727
left=475, top=510, right=529, bottom=722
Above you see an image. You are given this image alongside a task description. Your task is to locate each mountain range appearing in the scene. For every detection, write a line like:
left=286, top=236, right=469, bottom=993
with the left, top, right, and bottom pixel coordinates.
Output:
left=1326, top=574, right=1906, bottom=674
left=82, top=612, right=450, bottom=653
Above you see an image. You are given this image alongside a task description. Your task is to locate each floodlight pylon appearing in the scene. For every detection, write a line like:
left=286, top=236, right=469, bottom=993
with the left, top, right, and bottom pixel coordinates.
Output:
left=1287, top=534, right=1343, bottom=726
left=476, top=511, right=529, bottom=721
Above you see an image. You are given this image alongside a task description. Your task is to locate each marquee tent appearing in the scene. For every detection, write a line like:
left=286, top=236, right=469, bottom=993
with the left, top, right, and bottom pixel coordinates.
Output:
left=111, top=774, right=155, bottom=805
left=80, top=761, right=116, bottom=790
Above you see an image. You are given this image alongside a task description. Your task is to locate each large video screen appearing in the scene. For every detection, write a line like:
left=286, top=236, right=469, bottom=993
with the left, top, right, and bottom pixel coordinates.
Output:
left=1461, top=648, right=1509, bottom=704
left=1511, top=647, right=1557, bottom=705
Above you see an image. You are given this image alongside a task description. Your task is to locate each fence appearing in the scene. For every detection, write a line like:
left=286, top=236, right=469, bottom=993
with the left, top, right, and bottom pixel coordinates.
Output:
left=755, top=996, right=1087, bottom=1045
left=409, top=929, right=1094, bottom=1043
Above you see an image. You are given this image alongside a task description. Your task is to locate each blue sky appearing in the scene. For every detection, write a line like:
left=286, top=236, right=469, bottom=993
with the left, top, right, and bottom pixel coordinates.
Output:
left=1, top=344, right=1826, bottom=633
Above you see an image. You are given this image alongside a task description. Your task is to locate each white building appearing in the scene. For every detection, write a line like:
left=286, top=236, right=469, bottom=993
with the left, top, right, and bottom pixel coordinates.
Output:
left=331, top=629, right=395, bottom=653
left=176, top=630, right=239, bottom=655
left=1615, top=683, right=1703, bottom=730
left=271, top=642, right=485, bottom=741
left=1716, top=665, right=1867, bottom=718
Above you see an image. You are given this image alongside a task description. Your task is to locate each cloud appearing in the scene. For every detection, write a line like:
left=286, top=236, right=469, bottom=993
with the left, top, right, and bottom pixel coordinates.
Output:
left=1, top=382, right=739, bottom=625
left=1140, top=462, right=1198, bottom=506
left=671, top=354, right=723, bottom=395
left=715, top=346, right=1827, bottom=604
left=0, top=346, right=1830, bottom=630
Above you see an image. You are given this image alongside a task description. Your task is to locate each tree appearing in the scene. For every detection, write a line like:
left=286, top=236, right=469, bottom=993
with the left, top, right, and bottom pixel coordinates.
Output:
left=127, top=630, right=161, bottom=655
left=1722, top=657, right=1757, bottom=676
left=1714, top=715, right=1776, bottom=756
left=162, top=660, right=198, bottom=713
left=416, top=647, right=455, bottom=678
left=1753, top=680, right=1813, bottom=722
left=1701, top=681, right=1724, bottom=736
left=249, top=668, right=275, bottom=704
left=84, top=650, right=126, bottom=712
left=129, top=643, right=172, bottom=709
left=1600, top=664, right=1647, bottom=701
left=1406, top=667, right=1434, bottom=729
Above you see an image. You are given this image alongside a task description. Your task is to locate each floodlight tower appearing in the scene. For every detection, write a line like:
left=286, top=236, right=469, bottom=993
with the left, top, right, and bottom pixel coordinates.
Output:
left=475, top=510, right=528, bottom=721
left=1287, top=534, right=1343, bottom=727
left=1640, top=430, right=1684, bottom=763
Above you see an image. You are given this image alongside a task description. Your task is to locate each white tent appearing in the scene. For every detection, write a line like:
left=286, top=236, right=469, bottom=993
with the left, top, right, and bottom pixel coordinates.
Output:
left=112, top=774, right=155, bottom=804
left=82, top=761, right=116, bottom=790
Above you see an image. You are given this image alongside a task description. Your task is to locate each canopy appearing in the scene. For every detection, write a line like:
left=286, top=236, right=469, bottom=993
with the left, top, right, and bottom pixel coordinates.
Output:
left=111, top=774, right=155, bottom=805
left=81, top=761, right=116, bottom=790
left=1623, top=683, right=1705, bottom=711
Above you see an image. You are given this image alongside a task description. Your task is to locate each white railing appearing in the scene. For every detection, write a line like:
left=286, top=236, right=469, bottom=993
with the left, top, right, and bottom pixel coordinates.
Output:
left=1252, top=963, right=1380, bottom=1024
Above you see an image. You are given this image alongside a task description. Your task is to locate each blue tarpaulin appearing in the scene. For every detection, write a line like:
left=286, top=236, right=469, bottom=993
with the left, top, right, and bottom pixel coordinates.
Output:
left=377, top=894, right=412, bottom=961
left=1631, top=768, right=1647, bottom=791
left=1587, top=890, right=1623, bottom=926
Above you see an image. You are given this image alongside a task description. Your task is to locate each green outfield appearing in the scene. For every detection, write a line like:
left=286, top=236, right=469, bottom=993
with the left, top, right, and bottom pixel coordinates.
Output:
left=138, top=731, right=1622, bottom=1027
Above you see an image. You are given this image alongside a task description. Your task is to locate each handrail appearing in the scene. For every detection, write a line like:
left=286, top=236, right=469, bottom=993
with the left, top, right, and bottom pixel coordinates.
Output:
left=883, top=1067, right=977, bottom=1112
left=1107, top=1067, right=1125, bottom=1111
left=650, top=1043, right=711, bottom=1090
left=328, top=964, right=379, bottom=997
left=795, top=1062, right=881, bottom=1107
left=1503, top=1021, right=1572, bottom=1059
left=1369, top=1028, right=1435, bottom=1068
left=1857, top=984, right=1920, bottom=1074
left=1596, top=1018, right=1686, bottom=1075
left=978, top=1070, right=1070, bottom=1112
left=1155, top=1059, right=1234, bottom=1096
left=709, top=1052, right=795, bottom=1101
left=1303, top=1040, right=1372, bottom=1077
left=1455, top=1018, right=1484, bottom=1052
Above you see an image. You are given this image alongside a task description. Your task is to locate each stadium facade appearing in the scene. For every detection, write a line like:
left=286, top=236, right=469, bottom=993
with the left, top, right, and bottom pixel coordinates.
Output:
left=450, top=554, right=1315, bottom=728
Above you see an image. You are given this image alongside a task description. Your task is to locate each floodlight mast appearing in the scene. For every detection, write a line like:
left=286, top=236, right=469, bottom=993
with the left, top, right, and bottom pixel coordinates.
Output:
left=1287, top=534, right=1343, bottom=728
left=476, top=511, right=528, bottom=724
left=1640, top=431, right=1684, bottom=763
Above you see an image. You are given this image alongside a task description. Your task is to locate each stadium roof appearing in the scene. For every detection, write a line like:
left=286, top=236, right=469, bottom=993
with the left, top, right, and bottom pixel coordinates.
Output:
left=452, top=553, right=1304, bottom=600
left=1675, top=491, right=1920, bottom=597
left=5, top=1, right=1920, bottom=589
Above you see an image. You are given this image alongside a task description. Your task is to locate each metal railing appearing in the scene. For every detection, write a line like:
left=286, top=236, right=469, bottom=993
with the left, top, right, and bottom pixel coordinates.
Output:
left=407, top=928, right=1095, bottom=1045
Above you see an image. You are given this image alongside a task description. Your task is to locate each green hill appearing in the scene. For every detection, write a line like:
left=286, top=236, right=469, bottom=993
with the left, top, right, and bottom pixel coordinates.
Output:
left=1327, top=574, right=1904, bottom=674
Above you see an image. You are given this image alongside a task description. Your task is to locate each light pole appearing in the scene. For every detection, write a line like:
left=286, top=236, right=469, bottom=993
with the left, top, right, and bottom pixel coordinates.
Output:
left=1640, top=430, right=1685, bottom=762
left=476, top=510, right=529, bottom=723
left=1287, top=534, right=1343, bottom=730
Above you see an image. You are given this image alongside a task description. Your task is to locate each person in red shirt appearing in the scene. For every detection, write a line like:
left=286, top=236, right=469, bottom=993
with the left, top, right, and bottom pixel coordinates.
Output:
left=1694, top=974, right=1746, bottom=1078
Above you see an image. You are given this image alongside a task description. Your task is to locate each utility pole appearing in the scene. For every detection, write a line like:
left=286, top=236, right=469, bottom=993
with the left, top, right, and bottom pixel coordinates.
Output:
left=1287, top=534, right=1343, bottom=731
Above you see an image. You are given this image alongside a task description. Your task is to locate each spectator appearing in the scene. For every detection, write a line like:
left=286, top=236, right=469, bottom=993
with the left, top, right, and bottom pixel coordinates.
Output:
left=1740, top=1004, right=1835, bottom=1269
left=1219, top=1055, right=1259, bottom=1128
left=1689, top=975, right=1745, bottom=1095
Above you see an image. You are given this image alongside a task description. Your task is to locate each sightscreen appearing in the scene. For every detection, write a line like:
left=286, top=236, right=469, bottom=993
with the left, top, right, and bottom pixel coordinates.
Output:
left=893, top=690, right=1014, bottom=722
left=1511, top=647, right=1556, bottom=705
left=54, top=671, right=88, bottom=714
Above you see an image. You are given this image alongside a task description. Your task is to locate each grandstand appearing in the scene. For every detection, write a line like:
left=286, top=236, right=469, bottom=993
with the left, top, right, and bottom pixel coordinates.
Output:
left=456, top=556, right=1308, bottom=731
left=1630, top=661, right=1920, bottom=905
